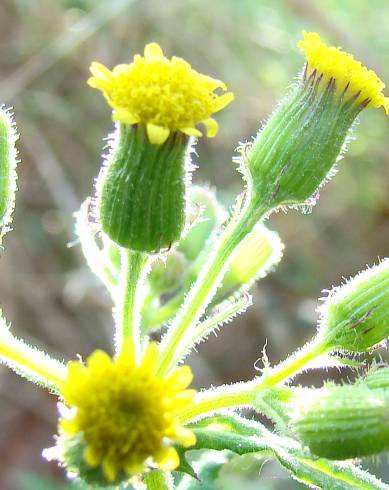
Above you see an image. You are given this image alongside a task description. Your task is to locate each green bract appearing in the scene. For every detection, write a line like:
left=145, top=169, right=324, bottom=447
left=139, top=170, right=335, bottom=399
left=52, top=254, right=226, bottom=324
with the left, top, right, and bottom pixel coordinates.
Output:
left=243, top=71, right=362, bottom=216
left=293, top=384, right=389, bottom=459
left=97, top=124, right=191, bottom=252
left=318, top=259, right=389, bottom=352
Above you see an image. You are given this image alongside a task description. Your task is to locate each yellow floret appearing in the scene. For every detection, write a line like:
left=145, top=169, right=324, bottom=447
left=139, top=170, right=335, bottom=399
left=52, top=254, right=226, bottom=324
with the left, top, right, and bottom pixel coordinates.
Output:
left=88, top=43, right=234, bottom=144
left=298, top=31, right=389, bottom=114
left=59, top=342, right=196, bottom=482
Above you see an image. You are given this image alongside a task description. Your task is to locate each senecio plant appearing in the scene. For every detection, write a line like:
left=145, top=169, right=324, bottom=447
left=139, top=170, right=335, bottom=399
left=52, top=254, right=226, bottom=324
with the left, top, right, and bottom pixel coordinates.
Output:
left=0, top=31, right=389, bottom=490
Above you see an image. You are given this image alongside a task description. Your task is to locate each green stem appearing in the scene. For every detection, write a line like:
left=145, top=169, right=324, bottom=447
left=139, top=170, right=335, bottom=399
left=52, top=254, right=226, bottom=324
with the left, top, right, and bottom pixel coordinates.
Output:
left=179, top=336, right=327, bottom=423
left=115, top=249, right=147, bottom=359
left=157, top=203, right=262, bottom=375
left=144, top=470, right=172, bottom=490
left=257, top=336, right=327, bottom=388
left=0, top=319, right=67, bottom=392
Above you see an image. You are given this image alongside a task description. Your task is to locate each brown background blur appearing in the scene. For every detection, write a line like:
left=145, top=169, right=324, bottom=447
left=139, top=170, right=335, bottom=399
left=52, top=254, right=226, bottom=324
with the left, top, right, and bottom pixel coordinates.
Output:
left=0, top=0, right=388, bottom=488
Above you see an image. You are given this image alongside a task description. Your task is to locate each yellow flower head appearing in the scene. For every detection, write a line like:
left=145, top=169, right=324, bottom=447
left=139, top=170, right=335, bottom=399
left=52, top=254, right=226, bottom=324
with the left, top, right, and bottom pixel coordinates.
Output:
left=59, top=343, right=196, bottom=483
left=88, top=43, right=234, bottom=144
left=298, top=31, right=389, bottom=114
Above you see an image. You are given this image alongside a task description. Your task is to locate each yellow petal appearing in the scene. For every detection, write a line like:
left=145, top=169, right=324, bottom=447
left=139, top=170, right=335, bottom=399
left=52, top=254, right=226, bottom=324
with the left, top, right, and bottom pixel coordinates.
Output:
left=83, top=446, right=101, bottom=468
left=141, top=342, right=160, bottom=371
left=202, top=118, right=219, bottom=137
left=102, top=459, right=118, bottom=482
left=112, top=63, right=131, bottom=75
left=155, top=446, right=179, bottom=470
left=59, top=418, right=78, bottom=435
left=146, top=123, right=170, bottom=145
left=385, top=97, right=389, bottom=115
left=168, top=424, right=196, bottom=447
left=89, top=61, right=112, bottom=80
left=87, top=350, right=112, bottom=373
left=87, top=76, right=110, bottom=91
left=180, top=126, right=202, bottom=137
left=144, top=42, right=164, bottom=61
left=171, top=389, right=197, bottom=409
left=124, top=460, right=145, bottom=476
left=213, top=92, right=234, bottom=112
left=166, top=365, right=193, bottom=391
left=112, top=109, right=140, bottom=125
left=66, top=360, right=88, bottom=383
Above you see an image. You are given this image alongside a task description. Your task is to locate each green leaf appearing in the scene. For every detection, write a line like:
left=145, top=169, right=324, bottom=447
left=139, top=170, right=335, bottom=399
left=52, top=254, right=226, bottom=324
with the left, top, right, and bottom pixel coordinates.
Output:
left=176, top=451, right=231, bottom=490
left=177, top=413, right=388, bottom=490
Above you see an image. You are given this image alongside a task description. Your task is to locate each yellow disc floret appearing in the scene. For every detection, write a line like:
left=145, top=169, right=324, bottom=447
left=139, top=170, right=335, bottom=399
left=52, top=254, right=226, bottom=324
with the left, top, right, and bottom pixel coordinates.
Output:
left=88, top=43, right=234, bottom=144
left=59, top=343, right=196, bottom=482
left=298, top=31, right=389, bottom=113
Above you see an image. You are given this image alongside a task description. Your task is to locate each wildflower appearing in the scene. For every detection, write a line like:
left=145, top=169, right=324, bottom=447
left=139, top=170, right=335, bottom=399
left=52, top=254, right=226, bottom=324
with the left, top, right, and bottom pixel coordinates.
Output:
left=57, top=343, right=196, bottom=485
left=298, top=31, right=389, bottom=112
left=92, top=44, right=233, bottom=251
left=243, top=31, right=389, bottom=218
left=88, top=43, right=234, bottom=144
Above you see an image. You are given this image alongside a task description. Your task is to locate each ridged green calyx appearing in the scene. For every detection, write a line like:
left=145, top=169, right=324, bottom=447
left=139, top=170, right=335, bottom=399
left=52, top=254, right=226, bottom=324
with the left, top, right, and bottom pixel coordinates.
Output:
left=318, top=259, right=389, bottom=352
left=97, top=124, right=190, bottom=252
left=89, top=43, right=233, bottom=253
left=243, top=71, right=362, bottom=213
left=242, top=32, right=389, bottom=217
left=293, top=384, right=389, bottom=459
left=364, top=366, right=389, bottom=390
left=0, top=107, right=18, bottom=240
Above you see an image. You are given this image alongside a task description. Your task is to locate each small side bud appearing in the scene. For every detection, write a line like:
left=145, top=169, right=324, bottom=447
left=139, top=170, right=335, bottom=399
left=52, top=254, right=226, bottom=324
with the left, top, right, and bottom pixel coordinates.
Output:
left=220, top=224, right=284, bottom=298
left=96, top=124, right=192, bottom=252
left=0, top=107, right=18, bottom=241
left=293, top=384, right=389, bottom=459
left=178, top=186, right=227, bottom=261
left=318, top=259, right=389, bottom=352
left=148, top=252, right=187, bottom=294
left=363, top=366, right=389, bottom=390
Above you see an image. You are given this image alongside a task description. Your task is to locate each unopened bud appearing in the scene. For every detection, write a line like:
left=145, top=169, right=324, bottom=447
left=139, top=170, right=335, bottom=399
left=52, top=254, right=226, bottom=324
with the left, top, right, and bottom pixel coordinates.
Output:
left=293, top=384, right=389, bottom=459
left=243, top=32, right=388, bottom=216
left=97, top=124, right=191, bottom=252
left=318, top=259, right=389, bottom=352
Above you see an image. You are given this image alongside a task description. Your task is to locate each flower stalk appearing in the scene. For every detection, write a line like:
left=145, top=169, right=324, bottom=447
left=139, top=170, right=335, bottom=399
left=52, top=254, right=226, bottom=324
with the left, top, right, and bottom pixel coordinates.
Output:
left=115, top=249, right=148, bottom=358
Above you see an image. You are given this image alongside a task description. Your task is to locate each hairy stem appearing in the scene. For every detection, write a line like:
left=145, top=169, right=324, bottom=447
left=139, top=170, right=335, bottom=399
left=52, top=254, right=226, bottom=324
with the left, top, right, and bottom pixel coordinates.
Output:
left=157, top=202, right=263, bottom=375
left=115, top=249, right=147, bottom=360
left=179, top=336, right=327, bottom=423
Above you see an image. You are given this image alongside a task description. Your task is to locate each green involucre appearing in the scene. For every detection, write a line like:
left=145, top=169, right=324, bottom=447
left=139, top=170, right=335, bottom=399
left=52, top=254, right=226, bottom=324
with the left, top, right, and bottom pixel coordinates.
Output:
left=97, top=123, right=191, bottom=252
left=243, top=72, right=362, bottom=214
left=293, top=384, right=389, bottom=459
left=319, top=259, right=389, bottom=352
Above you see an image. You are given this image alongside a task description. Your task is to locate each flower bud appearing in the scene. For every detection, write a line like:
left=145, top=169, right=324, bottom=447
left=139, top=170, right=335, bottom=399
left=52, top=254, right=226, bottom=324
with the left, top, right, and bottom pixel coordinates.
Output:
left=318, top=259, right=389, bottom=352
left=363, top=366, right=389, bottom=390
left=220, top=223, right=284, bottom=298
left=178, top=186, right=227, bottom=261
left=0, top=107, right=18, bottom=240
left=293, top=384, right=389, bottom=459
left=89, top=43, right=233, bottom=252
left=243, top=32, right=388, bottom=214
left=148, top=251, right=187, bottom=294
left=97, top=124, right=190, bottom=252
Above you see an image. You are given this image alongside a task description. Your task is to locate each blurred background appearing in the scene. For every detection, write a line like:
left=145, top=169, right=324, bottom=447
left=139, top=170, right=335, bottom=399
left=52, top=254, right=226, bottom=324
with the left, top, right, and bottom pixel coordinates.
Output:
left=0, top=0, right=388, bottom=488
